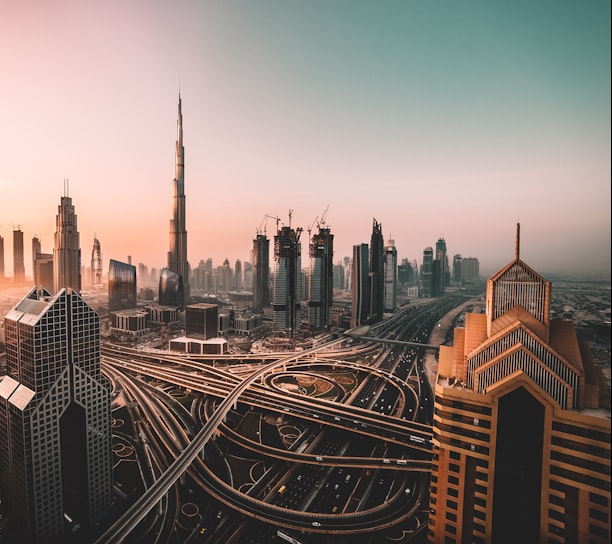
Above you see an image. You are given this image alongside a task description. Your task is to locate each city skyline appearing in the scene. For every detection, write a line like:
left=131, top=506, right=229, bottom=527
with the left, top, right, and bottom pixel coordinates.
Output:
left=1, top=0, right=610, bottom=280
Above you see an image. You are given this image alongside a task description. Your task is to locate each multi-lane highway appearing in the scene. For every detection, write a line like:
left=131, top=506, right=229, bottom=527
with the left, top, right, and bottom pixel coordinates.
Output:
left=97, top=293, right=470, bottom=544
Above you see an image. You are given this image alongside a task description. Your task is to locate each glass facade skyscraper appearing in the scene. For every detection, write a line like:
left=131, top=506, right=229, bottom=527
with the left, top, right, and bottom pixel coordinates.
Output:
left=307, top=226, right=334, bottom=333
left=421, top=247, right=433, bottom=298
left=351, top=243, right=369, bottom=328
left=252, top=234, right=270, bottom=311
left=108, top=258, right=137, bottom=311
left=0, top=287, right=113, bottom=543
left=167, top=94, right=190, bottom=302
left=159, top=267, right=184, bottom=308
left=272, top=226, right=302, bottom=336
left=369, top=219, right=384, bottom=323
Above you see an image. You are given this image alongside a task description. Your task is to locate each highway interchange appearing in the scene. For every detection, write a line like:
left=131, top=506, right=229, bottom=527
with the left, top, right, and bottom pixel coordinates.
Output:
left=96, top=293, right=472, bottom=544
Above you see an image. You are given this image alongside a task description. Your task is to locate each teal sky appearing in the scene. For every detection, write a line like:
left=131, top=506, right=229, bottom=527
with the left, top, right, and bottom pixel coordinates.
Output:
left=1, top=0, right=610, bottom=280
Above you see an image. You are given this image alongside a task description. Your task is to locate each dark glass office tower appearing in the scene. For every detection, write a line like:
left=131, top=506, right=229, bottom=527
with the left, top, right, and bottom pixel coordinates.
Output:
left=351, top=243, right=369, bottom=328
left=167, top=94, right=190, bottom=302
left=369, top=218, right=384, bottom=323
left=53, top=189, right=81, bottom=294
left=159, top=267, right=184, bottom=308
left=0, top=287, right=113, bottom=543
left=108, top=259, right=137, bottom=311
left=435, top=237, right=448, bottom=294
left=13, top=227, right=25, bottom=283
left=272, top=225, right=302, bottom=336
left=307, top=225, right=334, bottom=333
left=252, top=234, right=270, bottom=311
left=421, top=247, right=433, bottom=297
left=452, top=253, right=462, bottom=286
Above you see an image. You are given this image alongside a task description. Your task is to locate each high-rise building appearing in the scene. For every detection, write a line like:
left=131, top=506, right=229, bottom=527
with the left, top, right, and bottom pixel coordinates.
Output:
left=307, top=225, right=334, bottom=333
left=138, top=263, right=149, bottom=284
left=383, top=239, right=397, bottom=313
left=108, top=259, right=137, bottom=311
left=0, top=234, right=4, bottom=280
left=234, top=259, right=243, bottom=290
left=32, top=235, right=41, bottom=276
left=429, top=225, right=610, bottom=544
left=343, top=256, right=351, bottom=291
left=167, top=94, right=190, bottom=303
left=462, top=257, right=480, bottom=283
left=369, top=219, right=384, bottom=323
left=452, top=253, right=462, bottom=286
left=0, top=287, right=113, bottom=543
left=53, top=188, right=81, bottom=294
left=34, top=253, right=54, bottom=292
left=252, top=234, right=270, bottom=311
left=243, top=261, right=253, bottom=291
left=185, top=303, right=218, bottom=340
left=333, top=261, right=345, bottom=290
left=90, top=237, right=103, bottom=286
left=421, top=247, right=433, bottom=298
left=272, top=225, right=303, bottom=336
left=221, top=258, right=232, bottom=292
left=435, top=237, right=448, bottom=294
left=398, top=258, right=415, bottom=286
left=13, top=227, right=25, bottom=283
left=351, top=243, right=370, bottom=328
left=159, top=267, right=184, bottom=308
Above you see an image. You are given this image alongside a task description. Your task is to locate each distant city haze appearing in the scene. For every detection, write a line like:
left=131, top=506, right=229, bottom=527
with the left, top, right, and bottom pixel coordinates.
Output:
left=1, top=0, right=610, bottom=280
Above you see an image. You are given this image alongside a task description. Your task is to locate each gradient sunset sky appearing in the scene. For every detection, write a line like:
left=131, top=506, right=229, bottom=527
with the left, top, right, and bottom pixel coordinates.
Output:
left=1, top=0, right=610, bottom=281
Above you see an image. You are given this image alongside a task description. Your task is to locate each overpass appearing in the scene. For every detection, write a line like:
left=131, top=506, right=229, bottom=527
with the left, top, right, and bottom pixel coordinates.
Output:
left=95, top=339, right=344, bottom=543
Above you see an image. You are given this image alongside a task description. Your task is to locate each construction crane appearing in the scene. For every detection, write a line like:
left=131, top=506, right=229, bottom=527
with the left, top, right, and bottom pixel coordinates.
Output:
left=265, top=214, right=281, bottom=232
left=256, top=215, right=268, bottom=236
left=318, top=204, right=330, bottom=229
left=307, top=216, right=318, bottom=239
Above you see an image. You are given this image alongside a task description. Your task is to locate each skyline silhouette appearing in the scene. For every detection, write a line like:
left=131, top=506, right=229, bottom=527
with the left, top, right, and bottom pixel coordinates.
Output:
left=1, top=0, right=610, bottom=278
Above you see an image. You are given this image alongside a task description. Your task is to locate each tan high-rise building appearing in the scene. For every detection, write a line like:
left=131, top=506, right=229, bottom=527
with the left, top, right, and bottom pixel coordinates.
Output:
left=13, top=227, right=25, bottom=283
left=429, top=225, right=610, bottom=544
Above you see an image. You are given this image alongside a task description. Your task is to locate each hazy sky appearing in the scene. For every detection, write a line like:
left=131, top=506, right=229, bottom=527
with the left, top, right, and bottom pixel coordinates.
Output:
left=1, top=0, right=610, bottom=281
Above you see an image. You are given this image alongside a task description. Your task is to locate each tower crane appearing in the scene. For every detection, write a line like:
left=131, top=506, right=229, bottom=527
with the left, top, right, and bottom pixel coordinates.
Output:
left=256, top=215, right=268, bottom=236
left=318, top=204, right=330, bottom=228
left=307, top=216, right=318, bottom=239
left=265, top=214, right=281, bottom=232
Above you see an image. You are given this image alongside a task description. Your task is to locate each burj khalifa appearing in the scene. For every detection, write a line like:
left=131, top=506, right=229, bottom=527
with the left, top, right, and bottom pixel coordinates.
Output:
left=167, top=93, right=190, bottom=301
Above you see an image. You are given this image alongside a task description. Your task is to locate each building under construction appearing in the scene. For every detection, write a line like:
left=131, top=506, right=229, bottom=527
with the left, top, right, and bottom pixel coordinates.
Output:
left=272, top=220, right=303, bottom=337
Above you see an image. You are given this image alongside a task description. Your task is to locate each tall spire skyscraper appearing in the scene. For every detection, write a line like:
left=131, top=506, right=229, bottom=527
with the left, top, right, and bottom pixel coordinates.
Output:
left=53, top=182, right=81, bottom=294
left=369, top=218, right=384, bottom=323
left=168, top=93, right=190, bottom=303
